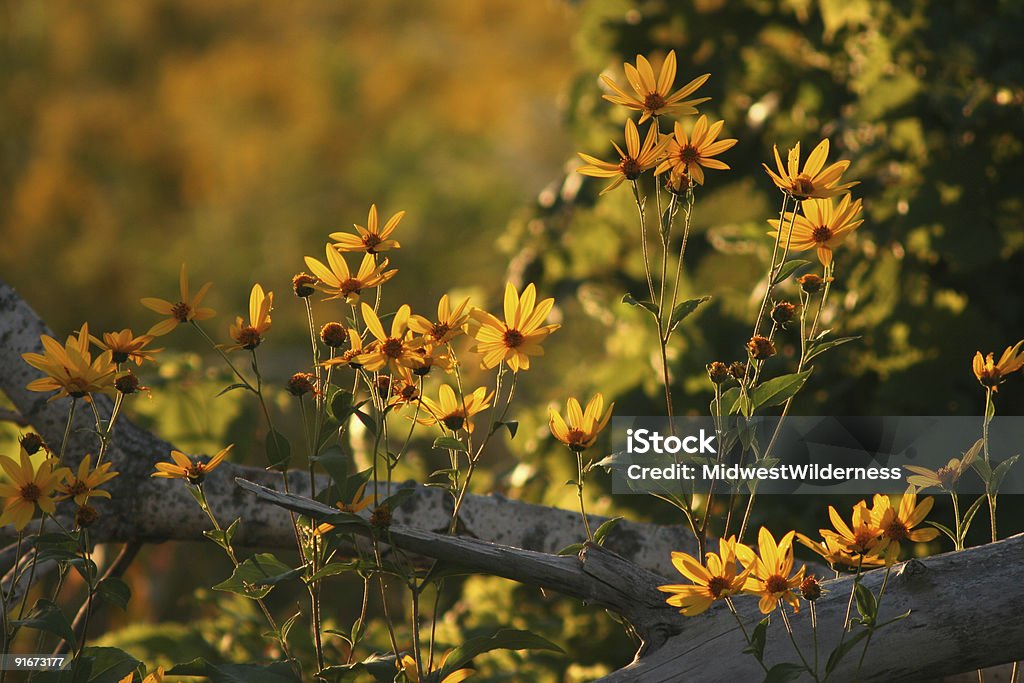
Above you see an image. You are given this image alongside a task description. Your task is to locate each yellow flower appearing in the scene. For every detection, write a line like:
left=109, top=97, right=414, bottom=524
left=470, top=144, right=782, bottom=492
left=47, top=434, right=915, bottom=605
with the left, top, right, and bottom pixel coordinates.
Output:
left=577, top=119, right=670, bottom=194
left=795, top=532, right=885, bottom=570
left=0, top=450, right=67, bottom=531
left=119, top=668, right=164, bottom=683
left=417, top=384, right=493, bottom=433
left=869, top=487, right=940, bottom=558
left=227, top=283, right=274, bottom=352
left=398, top=654, right=473, bottom=683
left=322, top=328, right=366, bottom=369
left=56, top=454, right=119, bottom=506
left=549, top=394, right=613, bottom=452
left=972, top=341, right=1024, bottom=391
left=314, top=482, right=375, bottom=535
left=90, top=329, right=162, bottom=366
left=601, top=50, right=710, bottom=123
left=767, top=195, right=864, bottom=267
left=737, top=528, right=806, bottom=614
left=22, top=324, right=117, bottom=402
left=657, top=536, right=752, bottom=616
left=904, top=439, right=982, bottom=490
left=408, top=294, right=471, bottom=345
left=470, top=283, right=559, bottom=372
left=356, top=304, right=425, bottom=374
left=151, top=446, right=231, bottom=485
left=141, top=264, right=216, bottom=336
left=799, top=502, right=889, bottom=568
left=411, top=344, right=454, bottom=376
left=331, top=204, right=404, bottom=254
left=654, top=115, right=737, bottom=186
left=304, top=246, right=397, bottom=304
left=763, top=139, right=858, bottom=200
left=386, top=368, right=422, bottom=407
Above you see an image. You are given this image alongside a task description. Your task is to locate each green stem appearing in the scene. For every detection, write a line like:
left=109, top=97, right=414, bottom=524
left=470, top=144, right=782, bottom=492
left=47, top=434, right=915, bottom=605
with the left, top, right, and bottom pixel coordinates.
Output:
left=726, top=597, right=769, bottom=673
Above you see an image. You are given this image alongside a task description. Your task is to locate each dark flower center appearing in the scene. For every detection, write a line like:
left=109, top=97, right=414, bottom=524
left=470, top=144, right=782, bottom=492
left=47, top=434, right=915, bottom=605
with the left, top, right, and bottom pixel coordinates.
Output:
left=442, top=414, right=466, bottom=431
left=66, top=480, right=89, bottom=497
left=339, top=278, right=362, bottom=296
left=171, top=301, right=192, bottom=322
left=852, top=528, right=878, bottom=552
left=619, top=157, right=643, bottom=179
left=765, top=574, right=790, bottom=595
left=237, top=326, right=262, bottom=350
left=791, top=175, right=815, bottom=198
left=431, top=322, right=450, bottom=340
left=503, top=329, right=525, bottom=349
left=112, top=350, right=131, bottom=364
left=644, top=92, right=667, bottom=112
left=362, top=233, right=383, bottom=252
left=885, top=519, right=910, bottom=542
left=936, top=465, right=958, bottom=488
left=381, top=338, right=404, bottom=359
left=566, top=428, right=589, bottom=451
left=811, top=225, right=833, bottom=243
left=20, top=482, right=42, bottom=502
left=678, top=145, right=699, bottom=164
left=707, top=575, right=730, bottom=598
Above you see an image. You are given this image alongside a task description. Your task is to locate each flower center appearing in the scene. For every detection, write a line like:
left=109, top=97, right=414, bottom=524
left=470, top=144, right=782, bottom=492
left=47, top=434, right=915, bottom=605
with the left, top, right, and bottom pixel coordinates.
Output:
left=565, top=428, right=589, bottom=451
left=707, top=575, right=730, bottom=598
left=171, top=301, right=192, bottom=322
left=503, top=329, right=525, bottom=349
left=936, top=465, right=958, bottom=488
left=678, top=145, right=699, bottom=164
left=66, top=480, right=89, bottom=497
left=237, top=326, right=263, bottom=350
left=186, top=463, right=207, bottom=484
left=339, top=278, right=362, bottom=297
left=619, top=157, right=643, bottom=180
left=765, top=574, right=790, bottom=595
left=431, top=322, right=450, bottom=340
left=381, top=338, right=404, bottom=359
left=811, top=225, right=833, bottom=243
left=362, top=233, right=383, bottom=252
left=20, top=482, right=42, bottom=503
left=442, top=414, right=466, bottom=431
left=644, top=92, right=667, bottom=112
left=885, top=519, right=910, bottom=542
left=112, top=350, right=131, bottom=364
left=852, top=528, right=878, bottom=552
left=791, top=175, right=815, bottom=198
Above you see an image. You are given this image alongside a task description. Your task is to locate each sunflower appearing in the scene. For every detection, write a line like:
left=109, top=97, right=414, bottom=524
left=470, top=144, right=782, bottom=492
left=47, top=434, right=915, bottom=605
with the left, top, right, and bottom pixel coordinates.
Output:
left=356, top=304, right=425, bottom=374
left=657, top=536, right=752, bottom=616
left=0, top=450, right=67, bottom=531
left=56, top=454, right=119, bottom=506
left=141, top=264, right=216, bottom=336
left=763, top=139, right=858, bottom=200
left=549, top=394, right=613, bottom=452
left=654, top=115, right=737, bottom=186
left=226, top=283, right=274, bottom=352
left=470, top=283, right=559, bottom=372
left=151, top=446, right=231, bottom=485
left=736, top=528, right=806, bottom=614
left=386, top=368, right=422, bottom=407
left=601, top=50, right=710, bottom=123
left=90, top=329, right=162, bottom=366
left=767, top=194, right=864, bottom=267
left=795, top=533, right=886, bottom=570
left=304, top=247, right=397, bottom=304
left=577, top=119, right=669, bottom=195
left=800, top=502, right=889, bottom=568
left=22, top=324, right=117, bottom=402
left=408, top=294, right=471, bottom=345
left=417, top=384, right=493, bottom=433
left=331, top=204, right=404, bottom=254
left=869, top=488, right=939, bottom=558
left=972, top=340, right=1024, bottom=391
left=904, top=439, right=982, bottom=490
left=411, top=344, right=454, bottom=376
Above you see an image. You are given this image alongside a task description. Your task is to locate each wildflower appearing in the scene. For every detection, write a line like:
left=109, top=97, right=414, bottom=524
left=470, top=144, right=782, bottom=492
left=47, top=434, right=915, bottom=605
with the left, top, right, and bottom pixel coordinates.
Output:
left=904, top=439, right=982, bottom=490
left=800, top=575, right=823, bottom=602
left=408, top=295, right=471, bottom=345
left=771, top=302, right=797, bottom=325
left=737, top=528, right=806, bottom=614
left=398, top=654, right=474, bottom=683
left=747, top=335, right=776, bottom=360
left=418, top=385, right=493, bottom=433
left=727, top=361, right=747, bottom=380
left=869, top=487, right=939, bottom=558
left=141, top=264, right=216, bottom=336
left=549, top=394, right=613, bottom=452
left=577, top=119, right=669, bottom=195
left=799, top=502, right=889, bottom=567
left=91, top=329, right=161, bottom=366
left=118, top=668, right=164, bottom=683
left=655, top=116, right=737, bottom=186
left=411, top=344, right=453, bottom=376
left=314, top=482, right=375, bottom=535
left=323, top=328, right=366, bottom=369
left=797, top=273, right=830, bottom=294
left=18, top=433, right=47, bottom=456
left=75, top=504, right=100, bottom=528
left=286, top=372, right=318, bottom=397
left=320, top=321, right=348, bottom=348
left=470, top=282, right=560, bottom=372
left=387, top=369, right=421, bottom=407
left=226, top=284, right=273, bottom=352
left=370, top=503, right=391, bottom=529
left=56, top=454, right=119, bottom=506
left=151, top=446, right=231, bottom=485
left=357, top=304, right=425, bottom=374
left=331, top=204, right=404, bottom=254
left=795, top=533, right=885, bottom=570
left=763, top=139, right=857, bottom=200
left=303, top=247, right=397, bottom=304
left=972, top=341, right=1024, bottom=391
left=707, top=362, right=730, bottom=385
left=292, top=272, right=319, bottom=298
left=0, top=450, right=66, bottom=531
left=114, top=371, right=146, bottom=395
left=768, top=195, right=864, bottom=267
left=664, top=169, right=691, bottom=195
left=658, top=536, right=751, bottom=616
left=22, top=324, right=117, bottom=401
left=601, top=50, right=710, bottom=123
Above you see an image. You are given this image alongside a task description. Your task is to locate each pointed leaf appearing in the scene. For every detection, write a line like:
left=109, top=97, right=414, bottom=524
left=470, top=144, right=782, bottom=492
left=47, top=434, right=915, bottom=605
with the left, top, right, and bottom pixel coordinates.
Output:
left=433, top=436, right=468, bottom=453
left=804, top=336, right=861, bottom=364
left=621, top=293, right=659, bottom=318
left=438, top=629, right=563, bottom=678
left=771, top=259, right=811, bottom=285
left=751, top=370, right=813, bottom=410
left=668, top=296, right=712, bottom=333
left=763, top=662, right=806, bottom=683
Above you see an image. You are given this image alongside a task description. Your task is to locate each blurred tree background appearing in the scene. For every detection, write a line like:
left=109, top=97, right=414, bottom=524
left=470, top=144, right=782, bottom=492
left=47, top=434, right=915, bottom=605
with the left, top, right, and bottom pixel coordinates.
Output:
left=3, top=0, right=1024, bottom=680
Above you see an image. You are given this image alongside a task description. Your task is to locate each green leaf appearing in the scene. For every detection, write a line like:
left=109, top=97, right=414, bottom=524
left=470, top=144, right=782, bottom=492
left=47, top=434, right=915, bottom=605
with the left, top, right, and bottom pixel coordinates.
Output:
left=264, top=430, right=291, bottom=471
left=803, top=336, right=861, bottom=364
left=989, top=454, right=1020, bottom=494
left=557, top=543, right=584, bottom=556
left=213, top=553, right=301, bottom=599
left=592, top=516, right=624, bottom=546
left=433, top=436, right=468, bottom=452
left=493, top=419, right=519, bottom=439
left=659, top=205, right=674, bottom=244
left=81, top=646, right=142, bottom=683
left=204, top=517, right=240, bottom=552
left=96, top=577, right=131, bottom=611
left=167, top=658, right=299, bottom=683
left=771, top=259, right=811, bottom=285
left=854, top=583, right=877, bottom=624
left=330, top=388, right=355, bottom=422
left=743, top=616, right=769, bottom=661
left=621, top=293, right=659, bottom=318
left=216, top=382, right=250, bottom=397
left=959, top=494, right=987, bottom=542
left=352, top=409, right=378, bottom=436
left=438, top=629, right=563, bottom=678
left=751, top=370, right=813, bottom=410
left=763, top=662, right=806, bottom=683
left=309, top=447, right=352, bottom=492
left=381, top=487, right=416, bottom=513
left=972, top=458, right=993, bottom=484
left=317, top=654, right=396, bottom=683
left=308, top=561, right=358, bottom=583
left=668, top=296, right=712, bottom=333
left=825, top=629, right=869, bottom=674
left=926, top=520, right=957, bottom=544
left=12, top=599, right=76, bottom=650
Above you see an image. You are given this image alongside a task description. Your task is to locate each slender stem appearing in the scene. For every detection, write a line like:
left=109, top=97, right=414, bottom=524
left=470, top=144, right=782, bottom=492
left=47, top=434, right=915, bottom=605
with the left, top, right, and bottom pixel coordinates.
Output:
left=950, top=491, right=963, bottom=551
left=983, top=388, right=997, bottom=543
left=824, top=558, right=863, bottom=683
left=856, top=565, right=892, bottom=675
left=576, top=451, right=592, bottom=541
left=811, top=600, right=819, bottom=677
left=726, top=597, right=769, bottom=673
left=630, top=181, right=658, bottom=304
left=779, top=602, right=814, bottom=679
